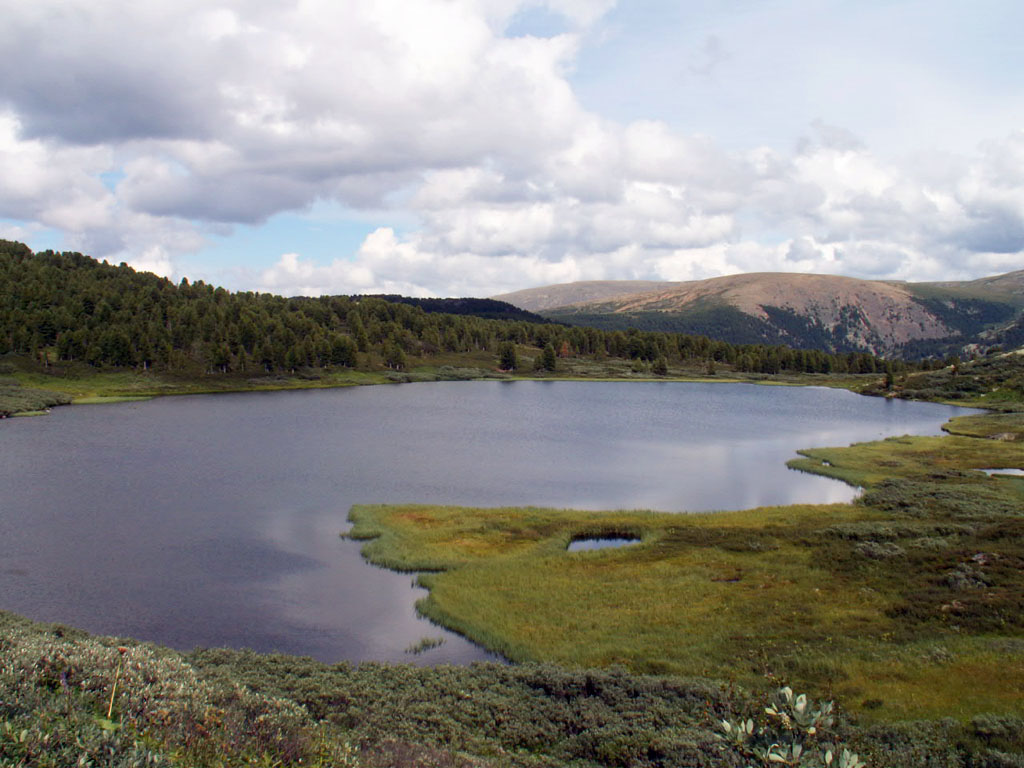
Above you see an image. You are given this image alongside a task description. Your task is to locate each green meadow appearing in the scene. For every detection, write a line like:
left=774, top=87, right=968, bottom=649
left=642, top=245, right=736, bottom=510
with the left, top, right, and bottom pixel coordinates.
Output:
left=348, top=410, right=1024, bottom=723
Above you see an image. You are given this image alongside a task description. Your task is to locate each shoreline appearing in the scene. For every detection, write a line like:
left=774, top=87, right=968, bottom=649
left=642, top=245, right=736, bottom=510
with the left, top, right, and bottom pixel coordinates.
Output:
left=4, top=361, right=1021, bottom=723
left=1, top=364, right=930, bottom=417
left=346, top=406, right=1024, bottom=721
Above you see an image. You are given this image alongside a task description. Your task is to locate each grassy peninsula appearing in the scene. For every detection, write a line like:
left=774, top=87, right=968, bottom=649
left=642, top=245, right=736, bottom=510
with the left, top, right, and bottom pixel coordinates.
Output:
left=348, top=409, right=1024, bottom=724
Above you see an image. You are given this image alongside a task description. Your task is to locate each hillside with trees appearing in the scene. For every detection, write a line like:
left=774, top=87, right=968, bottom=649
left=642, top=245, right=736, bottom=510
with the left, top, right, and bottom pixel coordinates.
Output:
left=0, top=240, right=901, bottom=394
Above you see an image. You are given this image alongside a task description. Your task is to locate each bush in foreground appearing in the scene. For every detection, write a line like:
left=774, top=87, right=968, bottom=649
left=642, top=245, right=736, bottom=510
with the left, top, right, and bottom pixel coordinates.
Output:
left=4, top=608, right=1024, bottom=767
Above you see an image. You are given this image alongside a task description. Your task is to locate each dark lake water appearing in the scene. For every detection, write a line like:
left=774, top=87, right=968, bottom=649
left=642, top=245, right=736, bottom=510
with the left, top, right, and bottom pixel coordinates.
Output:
left=0, top=381, right=974, bottom=664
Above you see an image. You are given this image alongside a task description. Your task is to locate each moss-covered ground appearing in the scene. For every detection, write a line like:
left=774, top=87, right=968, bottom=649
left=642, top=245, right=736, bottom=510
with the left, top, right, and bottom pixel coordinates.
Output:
left=348, top=415, right=1024, bottom=724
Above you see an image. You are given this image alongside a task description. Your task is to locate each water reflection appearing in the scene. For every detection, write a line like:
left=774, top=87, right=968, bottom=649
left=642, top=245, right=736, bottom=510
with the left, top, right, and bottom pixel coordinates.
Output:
left=0, top=382, right=976, bottom=663
left=567, top=538, right=641, bottom=552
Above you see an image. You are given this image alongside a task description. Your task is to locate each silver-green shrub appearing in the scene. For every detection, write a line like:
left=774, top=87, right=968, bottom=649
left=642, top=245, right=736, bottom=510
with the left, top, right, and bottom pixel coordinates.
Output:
left=721, top=687, right=866, bottom=768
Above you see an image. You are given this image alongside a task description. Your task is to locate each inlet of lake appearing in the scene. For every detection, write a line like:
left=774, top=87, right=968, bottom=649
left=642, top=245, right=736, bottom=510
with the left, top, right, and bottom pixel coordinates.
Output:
left=0, top=381, right=977, bottom=664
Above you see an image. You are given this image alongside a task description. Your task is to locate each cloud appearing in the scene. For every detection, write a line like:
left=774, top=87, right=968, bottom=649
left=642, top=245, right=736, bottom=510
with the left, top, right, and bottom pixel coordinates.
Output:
left=126, top=245, right=176, bottom=277
left=0, top=112, right=112, bottom=224
left=255, top=227, right=592, bottom=298
left=0, top=1, right=1021, bottom=296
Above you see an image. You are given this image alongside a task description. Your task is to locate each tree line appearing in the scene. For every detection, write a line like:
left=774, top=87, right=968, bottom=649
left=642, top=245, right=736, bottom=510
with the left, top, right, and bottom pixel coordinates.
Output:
left=0, top=240, right=904, bottom=377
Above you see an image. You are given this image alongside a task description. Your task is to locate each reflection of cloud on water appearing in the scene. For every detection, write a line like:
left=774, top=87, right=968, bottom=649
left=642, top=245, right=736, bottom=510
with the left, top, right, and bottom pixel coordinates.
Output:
left=603, top=437, right=859, bottom=513
left=3, top=382, right=981, bottom=665
left=271, top=538, right=496, bottom=665
left=979, top=468, right=1024, bottom=477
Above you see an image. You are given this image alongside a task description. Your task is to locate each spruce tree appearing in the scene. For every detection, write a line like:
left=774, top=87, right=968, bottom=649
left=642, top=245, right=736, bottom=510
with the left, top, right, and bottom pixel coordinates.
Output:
left=497, top=341, right=518, bottom=371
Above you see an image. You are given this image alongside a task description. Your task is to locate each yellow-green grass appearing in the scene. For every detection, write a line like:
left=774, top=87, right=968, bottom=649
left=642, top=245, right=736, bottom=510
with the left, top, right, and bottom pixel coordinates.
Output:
left=834, top=635, right=1024, bottom=722
left=14, top=358, right=885, bottom=408
left=789, top=433, right=1024, bottom=487
left=348, top=420, right=1024, bottom=722
left=14, top=367, right=392, bottom=402
left=943, top=411, right=1024, bottom=441
left=73, top=395, right=154, bottom=404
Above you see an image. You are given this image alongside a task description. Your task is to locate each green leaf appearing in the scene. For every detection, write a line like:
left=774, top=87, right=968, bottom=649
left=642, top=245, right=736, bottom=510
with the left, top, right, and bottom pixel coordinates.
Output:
left=94, top=717, right=120, bottom=732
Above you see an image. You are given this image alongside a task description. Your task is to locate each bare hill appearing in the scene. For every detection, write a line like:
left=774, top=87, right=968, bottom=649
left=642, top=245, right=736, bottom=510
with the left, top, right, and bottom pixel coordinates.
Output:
left=501, top=271, right=1024, bottom=357
left=937, top=269, right=1024, bottom=299
left=492, top=280, right=683, bottom=312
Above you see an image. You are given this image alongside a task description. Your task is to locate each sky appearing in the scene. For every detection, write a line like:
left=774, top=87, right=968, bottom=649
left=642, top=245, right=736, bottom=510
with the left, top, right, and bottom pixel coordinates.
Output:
left=1, top=0, right=1022, bottom=298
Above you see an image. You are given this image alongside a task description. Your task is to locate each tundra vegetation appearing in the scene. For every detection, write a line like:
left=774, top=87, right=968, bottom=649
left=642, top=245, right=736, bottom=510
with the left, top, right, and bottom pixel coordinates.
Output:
left=344, top=408, right=1024, bottom=726
left=2, top=240, right=1023, bottom=765
left=3, top=609, right=1024, bottom=768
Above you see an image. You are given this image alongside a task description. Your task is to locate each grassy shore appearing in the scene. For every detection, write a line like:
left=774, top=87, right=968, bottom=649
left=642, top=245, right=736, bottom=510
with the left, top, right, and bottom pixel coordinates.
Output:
left=0, top=380, right=72, bottom=417
left=348, top=411, right=1024, bottom=724
left=0, top=347, right=889, bottom=417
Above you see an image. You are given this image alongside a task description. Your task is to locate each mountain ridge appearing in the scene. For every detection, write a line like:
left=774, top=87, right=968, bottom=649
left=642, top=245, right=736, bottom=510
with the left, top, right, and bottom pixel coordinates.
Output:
left=494, top=270, right=1024, bottom=357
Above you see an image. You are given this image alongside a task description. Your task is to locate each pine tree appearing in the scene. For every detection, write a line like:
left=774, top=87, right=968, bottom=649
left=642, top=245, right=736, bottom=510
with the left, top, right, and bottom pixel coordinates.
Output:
left=497, top=341, right=518, bottom=371
left=540, top=343, right=557, bottom=372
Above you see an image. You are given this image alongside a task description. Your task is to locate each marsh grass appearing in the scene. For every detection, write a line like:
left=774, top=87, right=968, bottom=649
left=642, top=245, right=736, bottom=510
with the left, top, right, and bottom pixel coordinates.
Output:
left=0, top=382, right=72, bottom=417
left=943, top=411, right=1024, bottom=441
left=14, top=365, right=392, bottom=402
left=348, top=417, right=1024, bottom=722
left=404, top=636, right=447, bottom=655
left=788, top=434, right=1024, bottom=487
left=74, top=395, right=155, bottom=404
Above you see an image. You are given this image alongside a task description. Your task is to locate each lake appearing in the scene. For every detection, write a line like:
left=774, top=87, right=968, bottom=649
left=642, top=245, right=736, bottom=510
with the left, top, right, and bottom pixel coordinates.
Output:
left=0, top=381, right=974, bottom=664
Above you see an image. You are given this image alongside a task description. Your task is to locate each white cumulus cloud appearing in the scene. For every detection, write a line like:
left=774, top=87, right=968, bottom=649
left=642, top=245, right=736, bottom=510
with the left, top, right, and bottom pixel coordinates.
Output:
left=0, top=0, right=1021, bottom=295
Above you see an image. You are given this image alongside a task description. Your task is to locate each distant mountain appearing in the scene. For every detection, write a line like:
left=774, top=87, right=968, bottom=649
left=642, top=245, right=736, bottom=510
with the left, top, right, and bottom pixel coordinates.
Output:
left=922, top=270, right=1024, bottom=299
left=494, top=271, right=1024, bottom=358
left=493, top=281, right=682, bottom=312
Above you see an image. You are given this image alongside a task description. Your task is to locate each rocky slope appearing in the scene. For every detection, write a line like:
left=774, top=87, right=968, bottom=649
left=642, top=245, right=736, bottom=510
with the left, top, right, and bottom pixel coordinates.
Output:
left=495, top=271, right=1024, bottom=357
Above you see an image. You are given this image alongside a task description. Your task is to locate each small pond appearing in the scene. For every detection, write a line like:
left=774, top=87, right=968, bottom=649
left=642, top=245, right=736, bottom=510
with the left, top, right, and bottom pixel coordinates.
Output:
left=567, top=537, right=642, bottom=552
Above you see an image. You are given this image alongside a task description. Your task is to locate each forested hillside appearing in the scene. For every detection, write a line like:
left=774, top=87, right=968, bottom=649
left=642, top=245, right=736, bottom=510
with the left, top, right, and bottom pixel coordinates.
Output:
left=366, top=294, right=551, bottom=323
left=0, top=240, right=896, bottom=379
